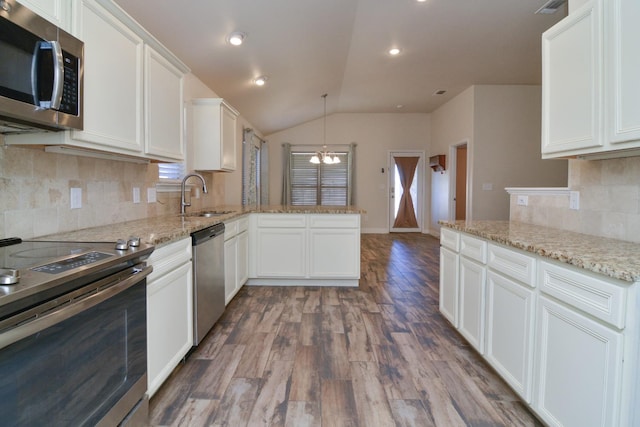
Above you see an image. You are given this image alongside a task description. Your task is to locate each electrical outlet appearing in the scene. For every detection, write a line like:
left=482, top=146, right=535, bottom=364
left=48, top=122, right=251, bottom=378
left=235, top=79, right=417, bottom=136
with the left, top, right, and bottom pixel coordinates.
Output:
left=133, top=187, right=140, bottom=204
left=70, top=188, right=82, bottom=209
left=147, top=188, right=157, bottom=203
left=569, top=191, right=580, bottom=210
left=517, top=195, right=528, bottom=206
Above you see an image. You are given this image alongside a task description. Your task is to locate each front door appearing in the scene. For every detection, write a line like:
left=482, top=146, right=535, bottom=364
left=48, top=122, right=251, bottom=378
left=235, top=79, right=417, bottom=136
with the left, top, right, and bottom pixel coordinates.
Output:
left=389, top=152, right=423, bottom=232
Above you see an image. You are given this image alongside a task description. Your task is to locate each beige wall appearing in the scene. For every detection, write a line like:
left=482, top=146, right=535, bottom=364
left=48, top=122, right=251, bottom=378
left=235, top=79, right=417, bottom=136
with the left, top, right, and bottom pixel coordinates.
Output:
left=429, top=86, right=474, bottom=233
left=472, top=85, right=568, bottom=219
left=511, top=157, right=640, bottom=243
left=266, top=113, right=430, bottom=233
left=429, top=85, right=568, bottom=235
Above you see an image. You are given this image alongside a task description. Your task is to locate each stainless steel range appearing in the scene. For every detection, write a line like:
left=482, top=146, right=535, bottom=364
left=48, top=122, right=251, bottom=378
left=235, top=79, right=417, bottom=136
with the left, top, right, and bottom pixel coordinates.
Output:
left=0, top=237, right=154, bottom=427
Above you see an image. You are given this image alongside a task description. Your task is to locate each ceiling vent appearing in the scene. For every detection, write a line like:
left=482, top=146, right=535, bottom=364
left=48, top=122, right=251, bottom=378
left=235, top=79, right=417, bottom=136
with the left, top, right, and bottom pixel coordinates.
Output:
left=535, top=0, right=566, bottom=14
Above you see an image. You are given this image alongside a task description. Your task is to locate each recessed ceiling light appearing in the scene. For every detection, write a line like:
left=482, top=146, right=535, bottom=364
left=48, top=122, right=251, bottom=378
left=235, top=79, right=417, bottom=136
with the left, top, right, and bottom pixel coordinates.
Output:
left=254, top=76, right=268, bottom=86
left=396, top=104, right=404, bottom=109
left=416, top=0, right=427, bottom=2
left=389, top=48, right=401, bottom=56
left=227, top=32, right=246, bottom=46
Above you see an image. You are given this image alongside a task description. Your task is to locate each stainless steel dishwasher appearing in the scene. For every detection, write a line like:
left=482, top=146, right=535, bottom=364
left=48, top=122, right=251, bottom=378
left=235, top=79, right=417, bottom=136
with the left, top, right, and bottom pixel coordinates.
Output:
left=191, top=223, right=225, bottom=345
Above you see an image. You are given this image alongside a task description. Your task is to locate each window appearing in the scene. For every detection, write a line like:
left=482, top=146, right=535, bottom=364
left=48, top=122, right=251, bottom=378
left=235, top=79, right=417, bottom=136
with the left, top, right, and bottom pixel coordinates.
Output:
left=287, top=145, right=353, bottom=206
left=158, top=163, right=185, bottom=181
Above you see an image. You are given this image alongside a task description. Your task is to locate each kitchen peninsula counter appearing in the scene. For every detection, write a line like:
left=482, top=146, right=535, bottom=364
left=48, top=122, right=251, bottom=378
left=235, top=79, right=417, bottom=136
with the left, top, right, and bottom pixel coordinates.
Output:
left=439, top=220, right=640, bottom=282
left=37, top=205, right=365, bottom=248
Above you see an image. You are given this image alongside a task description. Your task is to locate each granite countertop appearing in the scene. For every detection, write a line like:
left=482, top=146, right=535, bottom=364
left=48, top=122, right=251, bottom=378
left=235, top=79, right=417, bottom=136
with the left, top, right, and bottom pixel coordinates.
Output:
left=37, top=205, right=365, bottom=248
left=439, top=220, right=640, bottom=283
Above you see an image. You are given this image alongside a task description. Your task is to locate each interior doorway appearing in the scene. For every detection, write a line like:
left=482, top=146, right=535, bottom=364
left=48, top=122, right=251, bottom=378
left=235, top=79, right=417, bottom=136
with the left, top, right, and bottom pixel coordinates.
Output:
left=451, top=142, right=468, bottom=221
left=389, top=151, right=424, bottom=232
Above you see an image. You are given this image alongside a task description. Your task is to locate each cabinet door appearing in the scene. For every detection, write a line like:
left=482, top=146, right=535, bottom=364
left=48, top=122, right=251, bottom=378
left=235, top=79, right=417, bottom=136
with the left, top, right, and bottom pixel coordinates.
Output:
left=147, top=262, right=193, bottom=397
left=220, top=103, right=237, bottom=170
left=459, top=257, right=486, bottom=353
left=73, top=0, right=144, bottom=153
left=439, top=247, right=459, bottom=327
left=256, top=228, right=306, bottom=277
left=607, top=0, right=640, bottom=147
left=237, top=230, right=249, bottom=287
left=19, top=0, right=74, bottom=32
left=534, top=296, right=623, bottom=427
left=144, top=46, right=184, bottom=161
left=485, top=271, right=535, bottom=402
left=224, top=237, right=237, bottom=305
left=191, top=99, right=238, bottom=172
left=308, top=228, right=360, bottom=278
left=541, top=0, right=603, bottom=156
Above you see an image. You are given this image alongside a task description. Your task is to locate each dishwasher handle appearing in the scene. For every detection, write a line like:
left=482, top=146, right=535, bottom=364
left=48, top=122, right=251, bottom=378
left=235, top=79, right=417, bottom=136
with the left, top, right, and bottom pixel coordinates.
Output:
left=192, top=223, right=225, bottom=245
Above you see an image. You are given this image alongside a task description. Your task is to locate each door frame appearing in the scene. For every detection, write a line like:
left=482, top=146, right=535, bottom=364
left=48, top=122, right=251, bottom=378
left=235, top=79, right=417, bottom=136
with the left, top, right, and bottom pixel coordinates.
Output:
left=388, top=150, right=425, bottom=232
left=448, top=140, right=472, bottom=222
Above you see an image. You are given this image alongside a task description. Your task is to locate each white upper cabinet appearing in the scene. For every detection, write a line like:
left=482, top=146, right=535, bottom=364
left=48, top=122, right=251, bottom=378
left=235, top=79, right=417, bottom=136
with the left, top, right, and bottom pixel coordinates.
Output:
left=542, top=0, right=640, bottom=159
left=606, top=0, right=640, bottom=148
left=144, top=45, right=184, bottom=161
left=6, top=0, right=188, bottom=162
left=542, top=0, right=603, bottom=156
left=18, top=0, right=75, bottom=32
left=74, top=0, right=144, bottom=154
left=191, top=99, right=239, bottom=172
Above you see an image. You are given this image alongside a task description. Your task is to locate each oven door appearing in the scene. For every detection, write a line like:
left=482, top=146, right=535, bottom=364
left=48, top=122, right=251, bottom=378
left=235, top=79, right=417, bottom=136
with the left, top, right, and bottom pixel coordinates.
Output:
left=0, top=263, right=151, bottom=427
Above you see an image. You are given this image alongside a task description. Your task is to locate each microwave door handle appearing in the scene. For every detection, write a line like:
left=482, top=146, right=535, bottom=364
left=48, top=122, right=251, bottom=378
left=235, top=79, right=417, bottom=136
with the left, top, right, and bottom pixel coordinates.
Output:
left=31, top=41, right=43, bottom=108
left=31, top=41, right=64, bottom=110
left=49, top=41, right=64, bottom=110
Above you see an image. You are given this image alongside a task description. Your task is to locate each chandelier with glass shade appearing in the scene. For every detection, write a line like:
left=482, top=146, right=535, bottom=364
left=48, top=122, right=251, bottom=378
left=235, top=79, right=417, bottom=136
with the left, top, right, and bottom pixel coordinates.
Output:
left=310, top=94, right=341, bottom=165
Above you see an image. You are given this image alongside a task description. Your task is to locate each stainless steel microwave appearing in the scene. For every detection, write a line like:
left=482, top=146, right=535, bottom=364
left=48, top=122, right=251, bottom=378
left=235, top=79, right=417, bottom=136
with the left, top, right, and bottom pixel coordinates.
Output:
left=0, top=0, right=83, bottom=134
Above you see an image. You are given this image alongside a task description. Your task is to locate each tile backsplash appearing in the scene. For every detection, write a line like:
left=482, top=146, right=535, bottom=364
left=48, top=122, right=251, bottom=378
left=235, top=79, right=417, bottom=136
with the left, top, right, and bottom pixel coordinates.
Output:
left=510, top=156, right=640, bottom=243
left=0, top=145, right=224, bottom=239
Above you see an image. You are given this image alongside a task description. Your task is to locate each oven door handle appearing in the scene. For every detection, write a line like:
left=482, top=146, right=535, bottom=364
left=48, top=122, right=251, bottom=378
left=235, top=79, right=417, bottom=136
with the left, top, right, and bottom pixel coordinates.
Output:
left=0, top=264, right=152, bottom=350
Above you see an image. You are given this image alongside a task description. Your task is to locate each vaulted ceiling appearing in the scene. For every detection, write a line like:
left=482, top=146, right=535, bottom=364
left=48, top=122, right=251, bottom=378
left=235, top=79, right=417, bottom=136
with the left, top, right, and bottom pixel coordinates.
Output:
left=114, top=0, right=566, bottom=135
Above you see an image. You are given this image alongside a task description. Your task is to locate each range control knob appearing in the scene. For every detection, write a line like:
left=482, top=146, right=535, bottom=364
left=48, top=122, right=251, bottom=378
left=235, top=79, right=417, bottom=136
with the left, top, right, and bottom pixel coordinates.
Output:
left=128, top=236, right=141, bottom=247
left=115, top=239, right=129, bottom=251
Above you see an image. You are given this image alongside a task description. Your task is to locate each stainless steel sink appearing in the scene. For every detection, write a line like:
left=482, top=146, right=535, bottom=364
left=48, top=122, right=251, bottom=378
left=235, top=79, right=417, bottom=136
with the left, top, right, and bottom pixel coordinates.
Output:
left=188, top=211, right=233, bottom=218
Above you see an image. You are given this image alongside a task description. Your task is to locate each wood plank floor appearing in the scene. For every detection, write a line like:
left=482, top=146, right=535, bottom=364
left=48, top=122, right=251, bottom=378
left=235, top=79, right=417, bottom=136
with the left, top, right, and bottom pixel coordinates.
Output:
left=150, top=233, right=542, bottom=427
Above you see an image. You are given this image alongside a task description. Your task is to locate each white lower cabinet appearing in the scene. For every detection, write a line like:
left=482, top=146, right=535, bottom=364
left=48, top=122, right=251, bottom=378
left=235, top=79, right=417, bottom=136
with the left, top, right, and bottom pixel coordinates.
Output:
left=250, top=213, right=360, bottom=284
left=146, top=237, right=193, bottom=398
left=439, top=227, right=638, bottom=426
left=458, top=257, right=486, bottom=353
left=534, top=296, right=623, bottom=427
left=224, top=216, right=249, bottom=304
left=439, top=247, right=459, bottom=327
left=485, top=271, right=535, bottom=402
left=256, top=228, right=306, bottom=278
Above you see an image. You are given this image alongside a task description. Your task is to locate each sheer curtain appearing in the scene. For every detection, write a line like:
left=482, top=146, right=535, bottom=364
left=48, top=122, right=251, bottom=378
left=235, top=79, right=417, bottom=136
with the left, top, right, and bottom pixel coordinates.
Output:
left=242, top=128, right=269, bottom=206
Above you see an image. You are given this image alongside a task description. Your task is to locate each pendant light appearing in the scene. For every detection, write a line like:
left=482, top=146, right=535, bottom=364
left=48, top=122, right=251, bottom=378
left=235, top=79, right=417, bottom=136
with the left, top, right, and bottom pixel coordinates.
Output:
left=310, top=94, right=341, bottom=164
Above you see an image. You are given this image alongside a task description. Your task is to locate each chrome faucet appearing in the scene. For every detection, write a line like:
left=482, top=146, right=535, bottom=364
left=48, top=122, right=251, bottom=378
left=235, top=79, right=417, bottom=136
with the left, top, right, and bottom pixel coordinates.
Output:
left=180, top=173, right=208, bottom=215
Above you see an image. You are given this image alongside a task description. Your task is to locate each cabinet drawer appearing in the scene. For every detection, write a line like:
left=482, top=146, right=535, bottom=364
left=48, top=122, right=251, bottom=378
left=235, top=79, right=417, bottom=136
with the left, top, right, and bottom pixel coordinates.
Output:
left=440, top=227, right=460, bottom=251
left=488, top=244, right=536, bottom=287
left=237, top=216, right=249, bottom=233
left=460, top=234, right=487, bottom=263
left=538, top=261, right=626, bottom=329
left=224, top=220, right=239, bottom=240
left=309, top=214, right=359, bottom=228
left=256, top=214, right=307, bottom=228
left=148, top=237, right=192, bottom=281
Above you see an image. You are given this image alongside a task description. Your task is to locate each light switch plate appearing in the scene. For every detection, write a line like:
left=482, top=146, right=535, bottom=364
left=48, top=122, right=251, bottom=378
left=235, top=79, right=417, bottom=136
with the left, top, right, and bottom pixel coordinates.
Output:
left=70, top=187, right=82, bottom=209
left=569, top=191, right=580, bottom=210
left=482, top=183, right=493, bottom=191
left=517, top=195, right=528, bottom=206
left=147, top=188, right=157, bottom=203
